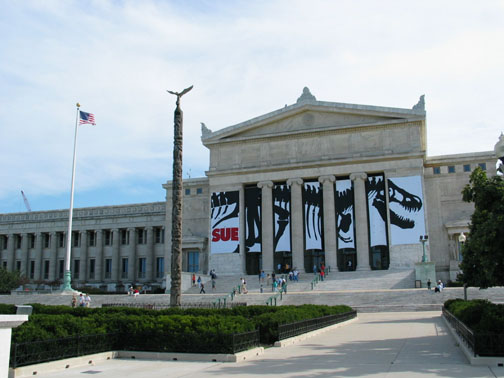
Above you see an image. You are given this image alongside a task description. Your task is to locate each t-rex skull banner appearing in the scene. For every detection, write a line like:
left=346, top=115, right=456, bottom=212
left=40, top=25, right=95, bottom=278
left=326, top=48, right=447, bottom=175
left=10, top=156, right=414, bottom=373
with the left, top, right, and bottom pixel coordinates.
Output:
left=366, top=175, right=388, bottom=248
left=387, top=176, right=425, bottom=245
left=245, top=186, right=261, bottom=252
left=335, top=179, right=355, bottom=249
left=273, top=184, right=291, bottom=252
left=303, top=182, right=323, bottom=251
left=210, top=191, right=239, bottom=254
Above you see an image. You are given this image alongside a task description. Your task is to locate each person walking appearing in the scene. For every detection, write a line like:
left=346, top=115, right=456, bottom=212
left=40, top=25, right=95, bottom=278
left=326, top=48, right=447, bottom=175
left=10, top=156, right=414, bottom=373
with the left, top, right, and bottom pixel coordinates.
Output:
left=212, top=278, right=216, bottom=292
left=200, top=282, right=206, bottom=294
left=192, top=273, right=196, bottom=287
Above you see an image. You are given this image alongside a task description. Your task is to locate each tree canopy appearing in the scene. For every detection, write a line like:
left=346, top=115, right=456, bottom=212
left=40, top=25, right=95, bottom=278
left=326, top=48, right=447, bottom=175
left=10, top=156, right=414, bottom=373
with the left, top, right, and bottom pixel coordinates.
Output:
left=459, top=167, right=504, bottom=288
left=0, top=267, right=27, bottom=293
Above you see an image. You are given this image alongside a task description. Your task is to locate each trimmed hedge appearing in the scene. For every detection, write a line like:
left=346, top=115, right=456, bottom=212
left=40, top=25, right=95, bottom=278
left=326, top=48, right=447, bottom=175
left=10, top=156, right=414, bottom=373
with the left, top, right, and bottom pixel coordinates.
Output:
left=11, top=304, right=353, bottom=348
left=0, top=304, right=16, bottom=314
left=444, top=299, right=504, bottom=333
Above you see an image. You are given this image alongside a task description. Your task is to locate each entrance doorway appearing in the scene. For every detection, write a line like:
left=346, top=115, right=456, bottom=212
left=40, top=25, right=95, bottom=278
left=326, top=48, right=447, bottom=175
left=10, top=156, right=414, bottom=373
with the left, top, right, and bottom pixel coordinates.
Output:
left=246, top=253, right=262, bottom=275
left=305, top=250, right=325, bottom=273
left=370, top=245, right=389, bottom=270
left=273, top=252, right=292, bottom=273
left=338, top=249, right=356, bottom=271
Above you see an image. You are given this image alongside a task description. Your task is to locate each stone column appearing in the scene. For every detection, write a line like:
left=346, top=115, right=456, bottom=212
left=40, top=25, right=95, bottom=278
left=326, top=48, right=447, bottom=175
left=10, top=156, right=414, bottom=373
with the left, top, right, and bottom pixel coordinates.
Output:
left=147, top=227, right=154, bottom=281
left=319, top=175, right=337, bottom=272
left=20, top=233, right=28, bottom=276
left=50, top=232, right=57, bottom=281
left=112, top=229, right=120, bottom=281
left=258, top=181, right=274, bottom=273
left=287, top=178, right=305, bottom=272
left=350, top=172, right=371, bottom=271
left=6, top=234, right=14, bottom=273
left=96, top=230, right=103, bottom=281
left=239, top=185, right=246, bottom=273
left=37, top=233, right=44, bottom=280
left=80, top=231, right=88, bottom=283
left=128, top=228, right=136, bottom=282
left=34, top=232, right=42, bottom=280
left=24, top=234, right=33, bottom=278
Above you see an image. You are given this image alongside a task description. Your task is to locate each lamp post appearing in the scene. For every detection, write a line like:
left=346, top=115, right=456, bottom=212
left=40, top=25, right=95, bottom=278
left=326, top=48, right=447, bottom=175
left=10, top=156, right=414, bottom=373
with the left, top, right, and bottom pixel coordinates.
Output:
left=459, top=232, right=467, bottom=300
left=419, top=235, right=428, bottom=262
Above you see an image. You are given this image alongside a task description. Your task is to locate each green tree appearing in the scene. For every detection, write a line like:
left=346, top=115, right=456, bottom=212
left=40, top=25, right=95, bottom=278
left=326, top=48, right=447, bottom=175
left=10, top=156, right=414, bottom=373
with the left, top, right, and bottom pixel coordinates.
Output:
left=460, top=167, right=504, bottom=288
left=0, top=267, right=27, bottom=293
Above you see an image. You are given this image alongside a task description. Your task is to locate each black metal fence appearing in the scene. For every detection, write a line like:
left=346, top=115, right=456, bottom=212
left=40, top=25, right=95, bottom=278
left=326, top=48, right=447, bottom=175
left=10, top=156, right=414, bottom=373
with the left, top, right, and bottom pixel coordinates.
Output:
left=443, top=307, right=504, bottom=357
left=10, top=333, right=118, bottom=368
left=10, top=329, right=259, bottom=368
left=278, top=310, right=357, bottom=341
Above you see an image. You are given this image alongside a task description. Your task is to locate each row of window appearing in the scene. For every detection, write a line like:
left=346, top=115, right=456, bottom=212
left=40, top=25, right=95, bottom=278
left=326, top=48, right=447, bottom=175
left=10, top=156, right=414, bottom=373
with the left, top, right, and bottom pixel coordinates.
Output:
left=432, top=163, right=486, bottom=175
left=185, top=187, right=203, bottom=195
left=0, top=227, right=165, bottom=251
left=2, top=257, right=165, bottom=280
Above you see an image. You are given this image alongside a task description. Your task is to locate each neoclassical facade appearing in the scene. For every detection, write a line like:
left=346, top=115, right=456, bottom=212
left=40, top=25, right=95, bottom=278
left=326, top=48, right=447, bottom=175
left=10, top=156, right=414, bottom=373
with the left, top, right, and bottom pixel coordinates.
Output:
left=0, top=89, right=497, bottom=289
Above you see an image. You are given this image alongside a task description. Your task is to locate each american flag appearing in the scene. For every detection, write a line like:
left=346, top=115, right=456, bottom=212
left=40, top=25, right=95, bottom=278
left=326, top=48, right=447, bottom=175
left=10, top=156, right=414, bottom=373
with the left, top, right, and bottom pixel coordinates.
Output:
left=79, top=111, right=96, bottom=126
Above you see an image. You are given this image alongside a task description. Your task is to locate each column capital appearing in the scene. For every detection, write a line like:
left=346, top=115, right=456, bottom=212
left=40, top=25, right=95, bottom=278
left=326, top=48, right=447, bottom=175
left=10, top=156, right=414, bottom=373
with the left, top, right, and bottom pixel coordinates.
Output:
left=318, top=175, right=336, bottom=184
left=287, top=178, right=303, bottom=187
left=257, top=180, right=274, bottom=189
left=350, top=172, right=368, bottom=182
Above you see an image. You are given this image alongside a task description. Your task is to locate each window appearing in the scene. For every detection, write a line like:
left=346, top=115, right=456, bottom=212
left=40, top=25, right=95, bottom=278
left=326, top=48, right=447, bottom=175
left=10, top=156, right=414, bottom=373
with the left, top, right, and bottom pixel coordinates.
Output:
left=197, top=188, right=203, bottom=194
left=1, top=235, right=7, bottom=250
left=156, top=257, right=164, bottom=278
left=15, top=234, right=21, bottom=249
left=138, top=257, right=146, bottom=278
left=88, top=231, right=96, bottom=247
left=89, top=259, right=95, bottom=279
left=104, top=230, right=112, bottom=246
left=137, top=229, right=146, bottom=245
left=72, top=231, right=80, bottom=247
left=105, top=259, right=112, bottom=279
left=155, top=227, right=165, bottom=244
left=121, top=229, right=129, bottom=245
left=30, top=261, right=35, bottom=279
left=479, top=163, right=487, bottom=171
left=16, top=260, right=21, bottom=272
left=187, top=251, right=199, bottom=272
left=433, top=167, right=441, bottom=175
left=58, top=232, right=65, bottom=248
left=29, top=234, right=35, bottom=249
left=43, top=233, right=50, bottom=249
left=121, top=258, right=128, bottom=279
left=43, top=260, right=50, bottom=280
left=58, top=260, right=64, bottom=279
left=463, top=164, right=471, bottom=172
left=185, top=188, right=190, bottom=195
left=448, top=165, right=455, bottom=173
left=73, top=259, right=80, bottom=279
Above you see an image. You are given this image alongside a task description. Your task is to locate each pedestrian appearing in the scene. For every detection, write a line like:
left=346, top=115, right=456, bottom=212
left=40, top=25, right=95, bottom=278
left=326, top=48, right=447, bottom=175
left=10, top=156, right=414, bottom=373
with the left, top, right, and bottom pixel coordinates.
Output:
left=197, top=276, right=202, bottom=288
left=313, top=264, right=318, bottom=275
left=71, top=294, right=77, bottom=308
left=427, top=279, right=431, bottom=290
left=79, top=293, right=85, bottom=307
left=212, top=278, right=216, bottom=292
left=277, top=263, right=282, bottom=273
left=192, top=273, right=196, bottom=287
left=133, top=288, right=139, bottom=297
left=242, top=279, right=248, bottom=294
left=85, top=293, right=92, bottom=307
left=128, top=287, right=133, bottom=296
left=260, top=284, right=264, bottom=293
left=320, top=269, right=325, bottom=281
left=289, top=271, right=293, bottom=281
left=266, top=273, right=271, bottom=286
left=200, top=282, right=206, bottom=294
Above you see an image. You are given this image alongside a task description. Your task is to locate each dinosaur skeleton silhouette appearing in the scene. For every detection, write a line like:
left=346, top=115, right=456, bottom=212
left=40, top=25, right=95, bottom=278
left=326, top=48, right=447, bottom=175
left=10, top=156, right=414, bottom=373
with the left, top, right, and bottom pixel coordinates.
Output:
left=211, top=177, right=422, bottom=253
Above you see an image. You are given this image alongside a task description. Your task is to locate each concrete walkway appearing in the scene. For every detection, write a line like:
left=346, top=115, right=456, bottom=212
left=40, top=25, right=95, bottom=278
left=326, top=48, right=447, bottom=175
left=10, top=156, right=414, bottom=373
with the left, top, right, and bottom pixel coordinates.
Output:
left=28, top=312, right=504, bottom=378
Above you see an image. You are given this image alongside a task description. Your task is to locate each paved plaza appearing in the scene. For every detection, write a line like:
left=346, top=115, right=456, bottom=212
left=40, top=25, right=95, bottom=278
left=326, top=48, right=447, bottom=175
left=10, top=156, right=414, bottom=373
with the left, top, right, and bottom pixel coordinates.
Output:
left=25, top=311, right=504, bottom=378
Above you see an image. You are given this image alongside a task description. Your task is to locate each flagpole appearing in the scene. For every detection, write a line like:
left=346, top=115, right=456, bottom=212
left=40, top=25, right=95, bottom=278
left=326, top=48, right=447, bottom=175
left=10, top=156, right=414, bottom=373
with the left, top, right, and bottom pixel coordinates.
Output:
left=62, top=103, right=80, bottom=291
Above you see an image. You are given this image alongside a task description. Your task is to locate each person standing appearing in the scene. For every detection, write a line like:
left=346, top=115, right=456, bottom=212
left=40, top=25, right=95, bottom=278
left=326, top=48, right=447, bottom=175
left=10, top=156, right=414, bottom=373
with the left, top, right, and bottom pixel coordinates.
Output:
left=427, top=279, right=432, bottom=290
left=197, top=276, right=202, bottom=289
left=212, top=278, right=216, bottom=292
left=71, top=294, right=77, bottom=308
left=192, top=273, right=196, bottom=287
left=85, top=293, right=92, bottom=307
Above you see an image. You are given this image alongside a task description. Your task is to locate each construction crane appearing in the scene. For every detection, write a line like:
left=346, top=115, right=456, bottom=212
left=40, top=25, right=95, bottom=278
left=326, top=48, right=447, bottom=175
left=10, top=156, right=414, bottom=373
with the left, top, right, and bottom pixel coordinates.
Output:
left=21, top=190, right=32, bottom=212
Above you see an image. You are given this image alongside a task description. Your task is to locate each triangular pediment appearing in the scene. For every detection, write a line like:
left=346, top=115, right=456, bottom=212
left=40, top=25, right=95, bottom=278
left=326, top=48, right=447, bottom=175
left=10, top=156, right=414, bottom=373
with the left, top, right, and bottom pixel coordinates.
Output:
left=202, top=95, right=425, bottom=145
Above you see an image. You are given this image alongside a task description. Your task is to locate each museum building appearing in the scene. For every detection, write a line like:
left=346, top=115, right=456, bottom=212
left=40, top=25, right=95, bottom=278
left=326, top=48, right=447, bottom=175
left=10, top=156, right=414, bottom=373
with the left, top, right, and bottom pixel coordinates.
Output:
left=0, top=88, right=497, bottom=290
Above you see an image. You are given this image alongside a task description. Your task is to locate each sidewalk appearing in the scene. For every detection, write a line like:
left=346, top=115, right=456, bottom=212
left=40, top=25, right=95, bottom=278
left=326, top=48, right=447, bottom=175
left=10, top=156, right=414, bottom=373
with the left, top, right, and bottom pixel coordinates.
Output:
left=22, top=312, right=504, bottom=378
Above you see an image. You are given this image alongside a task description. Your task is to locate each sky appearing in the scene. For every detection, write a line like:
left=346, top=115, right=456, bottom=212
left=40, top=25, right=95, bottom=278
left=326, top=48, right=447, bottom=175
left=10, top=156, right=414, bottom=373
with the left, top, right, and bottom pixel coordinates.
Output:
left=1, top=0, right=503, bottom=214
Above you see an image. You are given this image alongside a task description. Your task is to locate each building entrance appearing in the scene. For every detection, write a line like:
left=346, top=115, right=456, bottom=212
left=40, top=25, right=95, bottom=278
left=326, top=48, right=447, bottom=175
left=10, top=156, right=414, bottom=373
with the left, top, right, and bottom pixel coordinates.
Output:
left=246, top=253, right=262, bottom=275
left=305, top=250, right=325, bottom=273
left=273, top=252, right=292, bottom=273
left=337, top=249, right=356, bottom=271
